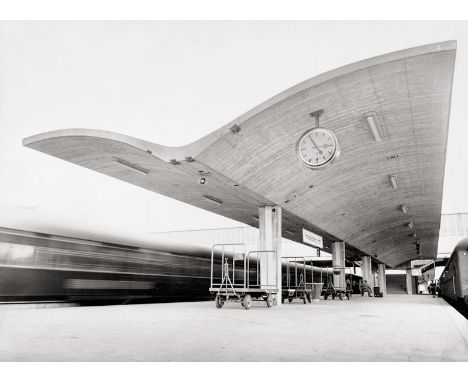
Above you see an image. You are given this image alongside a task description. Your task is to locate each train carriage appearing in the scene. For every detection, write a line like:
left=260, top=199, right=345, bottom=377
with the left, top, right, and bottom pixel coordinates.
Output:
left=439, top=237, right=468, bottom=305
left=0, top=227, right=213, bottom=303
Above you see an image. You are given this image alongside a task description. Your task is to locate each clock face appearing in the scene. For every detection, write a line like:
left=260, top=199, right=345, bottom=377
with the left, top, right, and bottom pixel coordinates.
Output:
left=297, top=128, right=340, bottom=169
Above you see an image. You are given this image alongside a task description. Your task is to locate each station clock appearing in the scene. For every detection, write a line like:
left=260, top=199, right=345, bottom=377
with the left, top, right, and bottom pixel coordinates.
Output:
left=297, top=127, right=340, bottom=170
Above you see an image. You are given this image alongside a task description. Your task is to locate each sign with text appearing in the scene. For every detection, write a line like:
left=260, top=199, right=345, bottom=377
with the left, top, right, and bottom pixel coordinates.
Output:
left=302, top=228, right=323, bottom=249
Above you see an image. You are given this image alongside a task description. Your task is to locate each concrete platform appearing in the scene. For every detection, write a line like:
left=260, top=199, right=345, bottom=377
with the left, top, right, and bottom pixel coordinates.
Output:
left=1, top=294, right=467, bottom=361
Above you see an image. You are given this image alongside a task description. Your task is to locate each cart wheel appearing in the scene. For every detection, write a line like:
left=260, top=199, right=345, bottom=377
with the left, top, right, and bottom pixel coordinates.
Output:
left=266, top=293, right=273, bottom=308
left=215, top=295, right=224, bottom=309
left=307, top=293, right=312, bottom=303
left=242, top=294, right=252, bottom=310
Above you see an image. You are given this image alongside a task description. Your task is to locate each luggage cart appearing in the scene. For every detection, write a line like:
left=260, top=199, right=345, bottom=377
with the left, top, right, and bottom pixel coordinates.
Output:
left=209, top=244, right=278, bottom=310
left=323, top=266, right=347, bottom=300
left=282, top=256, right=314, bottom=304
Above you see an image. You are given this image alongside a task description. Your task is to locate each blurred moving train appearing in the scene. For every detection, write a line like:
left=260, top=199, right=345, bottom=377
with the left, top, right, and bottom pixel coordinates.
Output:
left=439, top=237, right=468, bottom=306
left=0, top=226, right=214, bottom=303
left=0, top=226, right=358, bottom=304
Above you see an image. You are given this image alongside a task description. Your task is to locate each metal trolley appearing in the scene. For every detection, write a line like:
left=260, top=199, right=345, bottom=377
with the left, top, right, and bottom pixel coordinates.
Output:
left=282, top=256, right=314, bottom=304
left=209, top=244, right=278, bottom=310
left=323, top=265, right=348, bottom=300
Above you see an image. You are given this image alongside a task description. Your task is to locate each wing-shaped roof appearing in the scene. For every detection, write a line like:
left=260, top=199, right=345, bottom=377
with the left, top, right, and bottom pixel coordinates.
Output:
left=23, top=41, right=456, bottom=267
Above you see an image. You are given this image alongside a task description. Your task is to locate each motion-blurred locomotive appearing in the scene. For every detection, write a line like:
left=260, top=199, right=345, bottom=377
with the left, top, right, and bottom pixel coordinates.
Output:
left=439, top=237, right=468, bottom=306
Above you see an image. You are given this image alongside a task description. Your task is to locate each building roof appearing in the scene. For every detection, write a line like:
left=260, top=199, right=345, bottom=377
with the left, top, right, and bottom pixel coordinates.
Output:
left=23, top=41, right=457, bottom=267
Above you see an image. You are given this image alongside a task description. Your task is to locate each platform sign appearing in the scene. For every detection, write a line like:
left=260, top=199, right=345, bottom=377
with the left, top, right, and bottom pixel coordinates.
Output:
left=302, top=228, right=323, bottom=249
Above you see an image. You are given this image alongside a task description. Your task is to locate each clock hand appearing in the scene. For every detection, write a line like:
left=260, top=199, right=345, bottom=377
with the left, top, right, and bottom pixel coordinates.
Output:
left=308, top=136, right=323, bottom=155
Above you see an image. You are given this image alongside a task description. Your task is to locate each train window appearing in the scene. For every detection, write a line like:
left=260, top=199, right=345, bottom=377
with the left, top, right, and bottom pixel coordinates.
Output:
left=0, top=243, right=34, bottom=262
left=0, top=243, right=8, bottom=260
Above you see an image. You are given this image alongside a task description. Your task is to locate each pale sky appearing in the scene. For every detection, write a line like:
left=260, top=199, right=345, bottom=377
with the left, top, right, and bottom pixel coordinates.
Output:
left=1, top=21, right=467, bottom=242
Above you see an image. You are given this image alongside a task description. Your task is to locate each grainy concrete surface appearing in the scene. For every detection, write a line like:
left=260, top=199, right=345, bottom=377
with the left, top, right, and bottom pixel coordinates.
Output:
left=0, top=294, right=467, bottom=361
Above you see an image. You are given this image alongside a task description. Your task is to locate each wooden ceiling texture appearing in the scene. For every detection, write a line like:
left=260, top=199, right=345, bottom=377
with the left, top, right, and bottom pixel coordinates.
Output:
left=23, top=41, right=456, bottom=267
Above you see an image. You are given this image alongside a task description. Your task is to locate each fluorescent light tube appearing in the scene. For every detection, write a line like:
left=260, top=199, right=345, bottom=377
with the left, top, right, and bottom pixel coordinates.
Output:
left=365, top=112, right=383, bottom=142
left=389, top=175, right=398, bottom=189
left=115, top=158, right=149, bottom=175
left=203, top=195, right=223, bottom=205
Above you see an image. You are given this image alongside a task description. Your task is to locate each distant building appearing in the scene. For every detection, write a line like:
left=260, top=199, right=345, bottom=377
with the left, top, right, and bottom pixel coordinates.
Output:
left=152, top=213, right=467, bottom=260
left=151, top=226, right=330, bottom=260
left=438, top=213, right=468, bottom=257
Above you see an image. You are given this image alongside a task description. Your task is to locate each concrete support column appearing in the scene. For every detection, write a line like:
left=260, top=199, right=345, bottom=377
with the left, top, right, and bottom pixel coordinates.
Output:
left=372, top=271, right=378, bottom=290
left=406, top=268, right=413, bottom=295
left=378, top=263, right=387, bottom=296
left=332, top=241, right=345, bottom=288
left=259, top=206, right=282, bottom=305
left=361, top=255, right=372, bottom=287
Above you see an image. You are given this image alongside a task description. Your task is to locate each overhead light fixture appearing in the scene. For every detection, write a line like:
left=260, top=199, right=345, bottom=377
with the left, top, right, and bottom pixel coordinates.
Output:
left=203, top=195, right=222, bottom=205
left=230, top=124, right=241, bottom=133
left=406, top=221, right=414, bottom=229
left=114, top=158, right=149, bottom=175
left=365, top=112, right=383, bottom=142
left=401, top=204, right=408, bottom=214
left=199, top=177, right=206, bottom=185
left=389, top=175, right=398, bottom=189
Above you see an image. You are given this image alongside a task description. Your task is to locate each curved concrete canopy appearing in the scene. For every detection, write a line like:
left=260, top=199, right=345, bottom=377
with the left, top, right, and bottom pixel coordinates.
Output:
left=23, top=41, right=457, bottom=268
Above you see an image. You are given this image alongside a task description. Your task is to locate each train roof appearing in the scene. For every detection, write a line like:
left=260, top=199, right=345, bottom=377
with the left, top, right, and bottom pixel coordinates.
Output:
left=452, top=237, right=468, bottom=254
